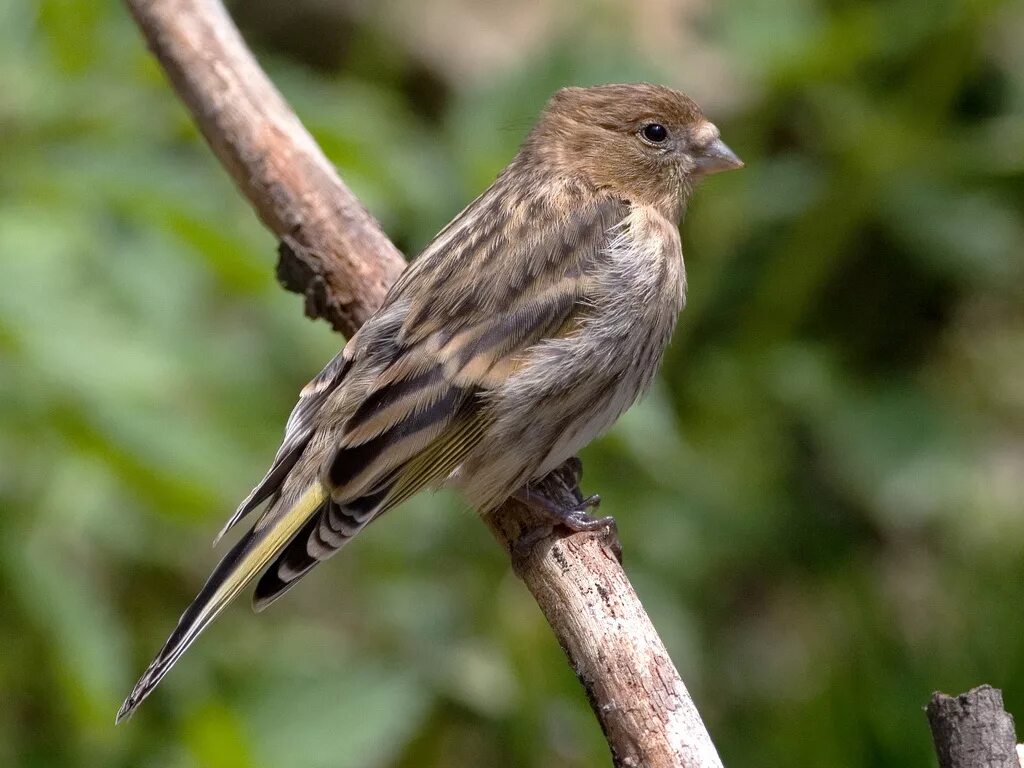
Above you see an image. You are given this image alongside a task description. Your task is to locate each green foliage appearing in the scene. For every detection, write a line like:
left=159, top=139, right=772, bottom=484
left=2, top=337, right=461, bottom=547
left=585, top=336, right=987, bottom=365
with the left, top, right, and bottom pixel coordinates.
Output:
left=1, top=0, right=1022, bottom=765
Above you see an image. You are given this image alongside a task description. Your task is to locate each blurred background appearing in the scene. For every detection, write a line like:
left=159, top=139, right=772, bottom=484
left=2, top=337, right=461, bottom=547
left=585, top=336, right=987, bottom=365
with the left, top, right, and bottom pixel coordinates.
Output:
left=2, top=0, right=1023, bottom=765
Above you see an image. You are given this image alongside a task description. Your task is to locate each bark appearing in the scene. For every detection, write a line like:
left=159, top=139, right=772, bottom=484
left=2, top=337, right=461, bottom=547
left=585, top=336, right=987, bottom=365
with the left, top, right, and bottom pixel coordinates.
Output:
left=927, top=686, right=1019, bottom=768
left=123, top=1, right=724, bottom=765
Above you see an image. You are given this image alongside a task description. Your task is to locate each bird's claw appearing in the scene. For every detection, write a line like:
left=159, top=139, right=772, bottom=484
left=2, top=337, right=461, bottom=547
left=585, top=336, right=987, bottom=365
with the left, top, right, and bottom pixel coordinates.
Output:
left=511, top=487, right=622, bottom=564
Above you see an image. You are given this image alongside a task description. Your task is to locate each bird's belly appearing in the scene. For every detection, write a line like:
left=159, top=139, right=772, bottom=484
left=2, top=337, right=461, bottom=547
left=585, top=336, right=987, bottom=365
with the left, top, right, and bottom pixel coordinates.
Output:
left=532, top=374, right=638, bottom=478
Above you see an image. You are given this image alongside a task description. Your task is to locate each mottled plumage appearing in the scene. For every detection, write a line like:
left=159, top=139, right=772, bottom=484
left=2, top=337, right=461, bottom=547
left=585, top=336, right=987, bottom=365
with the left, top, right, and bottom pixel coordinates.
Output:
left=117, top=83, right=742, bottom=721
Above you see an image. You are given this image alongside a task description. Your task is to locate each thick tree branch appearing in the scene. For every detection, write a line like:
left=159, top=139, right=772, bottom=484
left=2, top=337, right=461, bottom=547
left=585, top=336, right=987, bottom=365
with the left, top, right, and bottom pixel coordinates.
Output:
left=927, top=686, right=1020, bottom=768
left=124, top=1, right=723, bottom=765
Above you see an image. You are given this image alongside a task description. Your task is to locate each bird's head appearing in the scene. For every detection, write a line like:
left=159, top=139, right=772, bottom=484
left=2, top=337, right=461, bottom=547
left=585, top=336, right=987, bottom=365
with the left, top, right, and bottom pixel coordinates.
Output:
left=525, top=83, right=743, bottom=219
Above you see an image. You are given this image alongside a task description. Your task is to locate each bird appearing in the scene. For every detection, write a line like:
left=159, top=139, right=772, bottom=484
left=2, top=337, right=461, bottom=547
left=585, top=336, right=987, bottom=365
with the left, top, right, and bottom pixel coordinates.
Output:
left=116, top=83, right=743, bottom=722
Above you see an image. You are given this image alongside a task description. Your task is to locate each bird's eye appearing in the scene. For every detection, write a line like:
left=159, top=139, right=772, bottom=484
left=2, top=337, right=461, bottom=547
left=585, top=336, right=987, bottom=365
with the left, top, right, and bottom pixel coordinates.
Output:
left=641, top=123, right=669, bottom=143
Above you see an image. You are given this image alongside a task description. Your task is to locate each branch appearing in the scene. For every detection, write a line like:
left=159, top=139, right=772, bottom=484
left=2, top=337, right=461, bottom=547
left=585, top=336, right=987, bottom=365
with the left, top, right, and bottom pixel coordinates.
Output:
left=125, top=0, right=404, bottom=336
left=124, top=1, right=724, bottom=765
left=927, top=686, right=1021, bottom=768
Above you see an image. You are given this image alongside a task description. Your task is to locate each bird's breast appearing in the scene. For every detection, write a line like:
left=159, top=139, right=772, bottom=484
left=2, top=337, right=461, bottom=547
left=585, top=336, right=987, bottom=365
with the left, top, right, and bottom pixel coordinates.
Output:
left=526, top=204, right=686, bottom=476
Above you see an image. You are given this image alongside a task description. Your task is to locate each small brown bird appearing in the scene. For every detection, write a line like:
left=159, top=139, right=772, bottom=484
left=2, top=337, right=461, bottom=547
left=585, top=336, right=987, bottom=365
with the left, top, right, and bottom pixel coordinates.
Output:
left=117, top=83, right=742, bottom=721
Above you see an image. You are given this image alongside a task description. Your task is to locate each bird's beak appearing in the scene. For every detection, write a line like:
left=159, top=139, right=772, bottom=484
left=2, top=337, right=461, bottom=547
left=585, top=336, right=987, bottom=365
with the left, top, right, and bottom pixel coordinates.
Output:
left=695, top=138, right=744, bottom=174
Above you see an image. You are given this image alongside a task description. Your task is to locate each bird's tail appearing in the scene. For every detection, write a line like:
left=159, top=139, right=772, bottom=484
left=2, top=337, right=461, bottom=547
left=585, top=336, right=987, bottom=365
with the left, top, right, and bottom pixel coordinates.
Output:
left=115, top=483, right=328, bottom=723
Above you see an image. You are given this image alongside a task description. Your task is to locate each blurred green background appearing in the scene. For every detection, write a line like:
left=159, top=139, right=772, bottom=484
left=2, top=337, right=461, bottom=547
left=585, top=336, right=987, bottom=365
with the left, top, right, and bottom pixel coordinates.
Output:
left=2, top=0, right=1023, bottom=765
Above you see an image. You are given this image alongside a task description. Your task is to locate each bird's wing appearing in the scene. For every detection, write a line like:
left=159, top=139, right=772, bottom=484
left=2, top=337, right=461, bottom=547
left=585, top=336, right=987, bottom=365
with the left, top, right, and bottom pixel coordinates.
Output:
left=253, top=190, right=628, bottom=606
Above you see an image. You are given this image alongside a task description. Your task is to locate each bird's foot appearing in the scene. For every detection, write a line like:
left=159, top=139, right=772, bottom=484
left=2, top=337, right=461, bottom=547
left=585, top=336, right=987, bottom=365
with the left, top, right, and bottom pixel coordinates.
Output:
left=511, top=484, right=621, bottom=564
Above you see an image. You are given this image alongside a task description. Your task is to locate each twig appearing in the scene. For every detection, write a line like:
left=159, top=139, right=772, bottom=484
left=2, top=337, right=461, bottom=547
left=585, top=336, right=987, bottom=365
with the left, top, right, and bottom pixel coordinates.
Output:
left=123, top=1, right=724, bottom=765
left=927, top=686, right=1020, bottom=768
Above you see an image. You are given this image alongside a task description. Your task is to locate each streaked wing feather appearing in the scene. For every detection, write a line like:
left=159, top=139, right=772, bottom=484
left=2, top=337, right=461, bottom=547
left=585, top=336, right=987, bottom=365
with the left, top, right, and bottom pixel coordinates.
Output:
left=252, top=410, right=490, bottom=609
left=214, top=352, right=351, bottom=544
left=380, top=409, right=492, bottom=510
